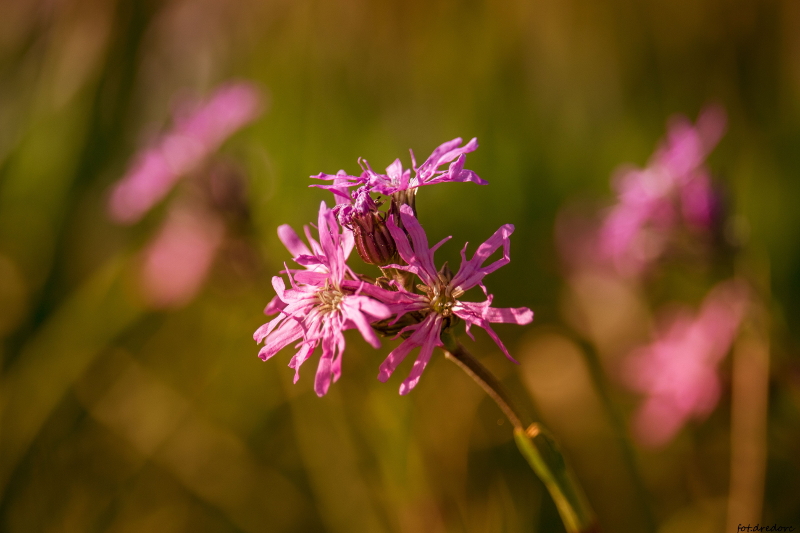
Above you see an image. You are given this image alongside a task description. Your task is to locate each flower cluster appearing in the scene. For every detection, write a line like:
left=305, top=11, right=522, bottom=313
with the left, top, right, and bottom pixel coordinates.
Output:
left=108, top=81, right=264, bottom=308
left=554, top=105, right=751, bottom=447
left=598, top=106, right=727, bottom=276
left=255, top=138, right=533, bottom=396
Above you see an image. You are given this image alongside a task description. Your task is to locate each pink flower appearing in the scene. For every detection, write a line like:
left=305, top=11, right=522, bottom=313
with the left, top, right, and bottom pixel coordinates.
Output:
left=311, top=137, right=486, bottom=221
left=598, top=106, right=726, bottom=275
left=109, top=82, right=263, bottom=224
left=378, top=205, right=533, bottom=395
left=253, top=202, right=396, bottom=396
left=138, top=204, right=225, bottom=308
left=371, top=136, right=486, bottom=195
left=622, top=279, right=749, bottom=447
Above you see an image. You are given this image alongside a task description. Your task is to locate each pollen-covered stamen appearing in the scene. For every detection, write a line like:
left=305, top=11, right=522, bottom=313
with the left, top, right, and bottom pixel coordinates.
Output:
left=428, top=282, right=465, bottom=316
left=316, top=281, right=346, bottom=314
left=419, top=263, right=465, bottom=318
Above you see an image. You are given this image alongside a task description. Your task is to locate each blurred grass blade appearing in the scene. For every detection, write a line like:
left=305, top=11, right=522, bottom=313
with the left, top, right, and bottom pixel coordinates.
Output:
left=0, top=254, right=144, bottom=496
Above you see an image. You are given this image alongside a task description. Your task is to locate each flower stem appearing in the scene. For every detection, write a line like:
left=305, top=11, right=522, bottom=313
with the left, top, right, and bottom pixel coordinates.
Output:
left=440, top=333, right=598, bottom=533
left=441, top=340, right=525, bottom=431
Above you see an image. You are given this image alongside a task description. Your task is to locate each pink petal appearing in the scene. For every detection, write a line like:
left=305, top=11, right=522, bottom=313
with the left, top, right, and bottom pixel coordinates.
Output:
left=453, top=306, right=519, bottom=364
left=332, top=329, right=346, bottom=383
left=175, top=82, right=263, bottom=151
left=396, top=205, right=439, bottom=285
left=292, top=271, right=329, bottom=285
left=271, top=276, right=288, bottom=301
left=288, top=343, right=316, bottom=383
left=378, top=314, right=439, bottom=382
left=378, top=313, right=442, bottom=390
left=417, top=137, right=478, bottom=181
left=314, top=324, right=341, bottom=396
left=386, top=214, right=418, bottom=270
left=258, top=319, right=304, bottom=361
left=108, top=150, right=179, bottom=223
left=316, top=202, right=336, bottom=268
left=138, top=206, right=224, bottom=308
left=278, top=224, right=312, bottom=257
left=263, top=295, right=286, bottom=316
left=340, top=296, right=384, bottom=349
left=303, top=225, right=323, bottom=256
left=293, top=254, right=325, bottom=267
left=386, top=159, right=404, bottom=180
left=430, top=235, right=453, bottom=255
left=425, top=153, right=488, bottom=186
left=341, top=279, right=421, bottom=305
left=399, top=315, right=443, bottom=395
left=109, top=82, right=263, bottom=224
left=254, top=308, right=295, bottom=343
left=458, top=300, right=534, bottom=325
left=451, top=224, right=514, bottom=291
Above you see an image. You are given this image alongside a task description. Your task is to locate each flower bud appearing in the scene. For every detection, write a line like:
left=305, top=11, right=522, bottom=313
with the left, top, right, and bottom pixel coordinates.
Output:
left=352, top=211, right=397, bottom=266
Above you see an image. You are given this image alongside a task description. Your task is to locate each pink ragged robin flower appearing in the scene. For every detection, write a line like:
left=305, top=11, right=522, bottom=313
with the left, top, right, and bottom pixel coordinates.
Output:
left=311, top=138, right=486, bottom=266
left=378, top=205, right=533, bottom=395
left=312, top=137, right=486, bottom=199
left=254, top=202, right=396, bottom=396
left=622, top=278, right=749, bottom=447
left=109, top=82, right=263, bottom=224
left=137, top=202, right=225, bottom=309
left=598, top=106, right=726, bottom=275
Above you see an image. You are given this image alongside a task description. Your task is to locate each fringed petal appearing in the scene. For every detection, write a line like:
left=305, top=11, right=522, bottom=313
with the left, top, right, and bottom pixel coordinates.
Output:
left=399, top=315, right=443, bottom=395
left=451, top=224, right=514, bottom=291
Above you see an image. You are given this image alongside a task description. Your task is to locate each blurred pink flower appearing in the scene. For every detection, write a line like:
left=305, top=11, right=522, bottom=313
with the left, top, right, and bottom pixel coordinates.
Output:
left=109, top=82, right=263, bottom=224
left=139, top=205, right=225, bottom=308
left=378, top=205, right=533, bottom=395
left=599, top=106, right=726, bottom=275
left=254, top=202, right=397, bottom=396
left=622, top=278, right=749, bottom=447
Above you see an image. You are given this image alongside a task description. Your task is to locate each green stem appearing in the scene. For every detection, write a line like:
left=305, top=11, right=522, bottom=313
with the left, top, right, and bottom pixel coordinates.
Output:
left=441, top=340, right=525, bottom=431
left=440, top=333, right=598, bottom=533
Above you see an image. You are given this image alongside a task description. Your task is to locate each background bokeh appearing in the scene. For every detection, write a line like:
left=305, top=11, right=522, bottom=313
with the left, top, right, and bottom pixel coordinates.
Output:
left=1, top=0, right=799, bottom=531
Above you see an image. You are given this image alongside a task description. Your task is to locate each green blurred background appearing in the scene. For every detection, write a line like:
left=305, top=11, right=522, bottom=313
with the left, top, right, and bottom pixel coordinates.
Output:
left=1, top=0, right=799, bottom=531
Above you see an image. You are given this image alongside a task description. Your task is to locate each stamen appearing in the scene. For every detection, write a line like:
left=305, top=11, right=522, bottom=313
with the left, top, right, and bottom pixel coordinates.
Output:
left=428, top=279, right=457, bottom=317
left=316, top=281, right=345, bottom=314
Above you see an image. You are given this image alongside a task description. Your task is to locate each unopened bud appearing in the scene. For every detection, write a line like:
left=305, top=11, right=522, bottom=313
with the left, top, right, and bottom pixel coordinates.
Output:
left=352, top=212, right=397, bottom=266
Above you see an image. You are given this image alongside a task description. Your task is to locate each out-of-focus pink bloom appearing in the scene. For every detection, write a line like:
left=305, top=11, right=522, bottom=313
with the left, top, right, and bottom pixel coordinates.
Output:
left=378, top=205, right=533, bottom=395
left=139, top=205, right=225, bottom=308
left=599, top=106, right=726, bottom=275
left=622, top=278, right=749, bottom=447
left=109, top=82, right=263, bottom=224
left=312, top=137, right=486, bottom=225
left=253, top=202, right=398, bottom=396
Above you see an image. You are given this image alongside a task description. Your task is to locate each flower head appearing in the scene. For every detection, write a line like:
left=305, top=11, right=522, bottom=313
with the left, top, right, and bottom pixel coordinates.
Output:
left=377, top=205, right=533, bottom=394
left=254, top=202, right=397, bottom=396
left=312, top=137, right=485, bottom=199
left=311, top=138, right=486, bottom=266
left=622, top=278, right=748, bottom=447
left=598, top=106, right=726, bottom=275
